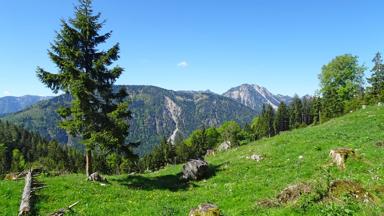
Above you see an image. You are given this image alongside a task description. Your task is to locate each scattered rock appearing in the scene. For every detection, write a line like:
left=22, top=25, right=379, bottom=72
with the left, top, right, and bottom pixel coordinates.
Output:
left=205, top=149, right=215, bottom=157
left=378, top=102, right=383, bottom=107
left=247, top=154, right=263, bottom=162
left=182, top=159, right=209, bottom=181
left=189, top=203, right=220, bottom=216
left=276, top=183, right=312, bottom=204
left=298, top=155, right=304, bottom=160
left=362, top=105, right=367, bottom=109
left=328, top=180, right=374, bottom=203
left=87, top=172, right=106, bottom=182
left=217, top=141, right=231, bottom=151
left=329, top=148, right=355, bottom=169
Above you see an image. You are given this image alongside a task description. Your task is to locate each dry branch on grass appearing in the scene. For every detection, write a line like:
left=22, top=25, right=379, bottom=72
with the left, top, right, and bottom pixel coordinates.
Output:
left=49, top=201, right=80, bottom=216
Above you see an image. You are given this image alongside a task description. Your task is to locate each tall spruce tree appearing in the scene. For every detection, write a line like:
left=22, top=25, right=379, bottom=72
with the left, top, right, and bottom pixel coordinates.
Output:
left=289, top=95, right=303, bottom=128
left=302, top=96, right=313, bottom=125
left=274, top=102, right=289, bottom=134
left=368, top=52, right=384, bottom=102
left=36, top=0, right=132, bottom=176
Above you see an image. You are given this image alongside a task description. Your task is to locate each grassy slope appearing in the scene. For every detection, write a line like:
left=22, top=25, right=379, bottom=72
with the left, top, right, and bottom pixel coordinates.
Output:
left=1, top=106, right=384, bottom=215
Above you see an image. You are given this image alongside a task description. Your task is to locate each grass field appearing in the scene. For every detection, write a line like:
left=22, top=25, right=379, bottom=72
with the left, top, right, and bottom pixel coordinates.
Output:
left=1, top=106, right=384, bottom=215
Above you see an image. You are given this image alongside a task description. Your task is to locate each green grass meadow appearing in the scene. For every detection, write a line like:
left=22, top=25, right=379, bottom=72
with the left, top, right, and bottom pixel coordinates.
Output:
left=1, top=106, right=384, bottom=215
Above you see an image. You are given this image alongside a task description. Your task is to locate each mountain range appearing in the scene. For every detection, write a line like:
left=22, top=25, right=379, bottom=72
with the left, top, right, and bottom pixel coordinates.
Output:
left=0, top=95, right=52, bottom=115
left=0, top=84, right=291, bottom=155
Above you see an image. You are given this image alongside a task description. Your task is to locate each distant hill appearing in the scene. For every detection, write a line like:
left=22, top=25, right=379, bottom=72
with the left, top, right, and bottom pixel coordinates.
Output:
left=223, top=83, right=292, bottom=110
left=2, top=85, right=258, bottom=155
left=0, top=95, right=52, bottom=115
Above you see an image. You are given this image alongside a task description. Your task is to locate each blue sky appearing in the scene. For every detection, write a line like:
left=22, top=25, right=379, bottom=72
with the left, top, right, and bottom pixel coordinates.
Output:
left=0, top=0, right=383, bottom=97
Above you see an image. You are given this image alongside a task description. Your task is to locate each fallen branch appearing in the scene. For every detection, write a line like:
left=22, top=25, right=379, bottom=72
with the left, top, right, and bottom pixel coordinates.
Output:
left=49, top=201, right=80, bottom=216
left=18, top=170, right=33, bottom=216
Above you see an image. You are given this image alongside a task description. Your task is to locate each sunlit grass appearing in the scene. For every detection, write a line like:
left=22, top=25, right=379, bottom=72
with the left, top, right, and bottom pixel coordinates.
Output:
left=1, top=106, right=384, bottom=215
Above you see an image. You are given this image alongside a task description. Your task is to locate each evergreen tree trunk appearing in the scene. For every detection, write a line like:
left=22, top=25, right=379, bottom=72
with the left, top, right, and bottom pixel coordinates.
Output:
left=86, top=149, right=92, bottom=176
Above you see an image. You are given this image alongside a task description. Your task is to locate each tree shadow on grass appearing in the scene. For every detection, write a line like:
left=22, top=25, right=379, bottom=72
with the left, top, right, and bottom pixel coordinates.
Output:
left=114, top=164, right=223, bottom=192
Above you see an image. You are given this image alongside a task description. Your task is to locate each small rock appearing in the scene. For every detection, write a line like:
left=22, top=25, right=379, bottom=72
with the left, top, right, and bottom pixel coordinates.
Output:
left=217, top=141, right=231, bottom=151
left=378, top=102, right=383, bottom=107
left=248, top=154, right=263, bottom=162
left=182, top=159, right=209, bottom=181
left=362, top=105, right=367, bottom=109
left=298, top=155, right=304, bottom=160
left=189, top=203, right=220, bottom=216
left=88, top=172, right=106, bottom=182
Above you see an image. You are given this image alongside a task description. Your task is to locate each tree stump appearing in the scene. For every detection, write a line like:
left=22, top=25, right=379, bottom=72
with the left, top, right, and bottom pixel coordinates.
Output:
left=329, top=148, right=354, bottom=169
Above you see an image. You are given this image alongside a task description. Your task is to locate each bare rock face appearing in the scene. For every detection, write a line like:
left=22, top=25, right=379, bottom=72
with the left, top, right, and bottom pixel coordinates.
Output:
left=87, top=172, right=106, bottom=182
left=189, top=203, right=220, bottom=216
left=182, top=159, right=209, bottom=181
left=217, top=141, right=231, bottom=151
left=329, top=148, right=355, bottom=169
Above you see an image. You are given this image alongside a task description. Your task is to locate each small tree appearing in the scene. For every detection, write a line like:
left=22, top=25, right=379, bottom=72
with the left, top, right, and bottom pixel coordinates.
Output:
left=37, top=0, right=133, bottom=176
left=319, top=54, right=365, bottom=119
left=218, top=121, right=242, bottom=146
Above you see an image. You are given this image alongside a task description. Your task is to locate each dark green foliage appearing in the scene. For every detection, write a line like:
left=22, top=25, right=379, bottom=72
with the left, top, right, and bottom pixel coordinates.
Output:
left=289, top=95, right=304, bottom=128
left=274, top=102, right=289, bottom=134
left=367, top=52, right=384, bottom=102
left=251, top=104, right=275, bottom=138
left=319, top=54, right=365, bottom=119
left=311, top=96, right=322, bottom=124
left=0, top=120, right=83, bottom=175
left=36, top=0, right=133, bottom=174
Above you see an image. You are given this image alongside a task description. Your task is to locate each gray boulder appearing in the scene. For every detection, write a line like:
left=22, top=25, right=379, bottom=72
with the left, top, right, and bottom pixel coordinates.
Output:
left=182, top=159, right=209, bottom=181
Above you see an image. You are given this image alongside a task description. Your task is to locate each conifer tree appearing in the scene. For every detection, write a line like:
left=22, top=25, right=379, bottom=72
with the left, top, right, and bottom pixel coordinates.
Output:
left=368, top=52, right=384, bottom=102
left=36, top=0, right=132, bottom=176
left=289, top=95, right=303, bottom=128
left=274, top=102, right=289, bottom=134
left=302, top=97, right=313, bottom=125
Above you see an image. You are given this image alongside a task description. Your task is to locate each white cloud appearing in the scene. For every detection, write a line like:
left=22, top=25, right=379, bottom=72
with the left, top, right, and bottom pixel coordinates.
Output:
left=3, top=90, right=11, bottom=96
left=177, top=60, right=189, bottom=69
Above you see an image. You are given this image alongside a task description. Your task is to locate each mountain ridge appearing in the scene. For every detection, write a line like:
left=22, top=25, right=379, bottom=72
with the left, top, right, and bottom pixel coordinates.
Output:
left=223, top=83, right=292, bottom=110
left=2, top=85, right=257, bottom=155
left=0, top=95, right=52, bottom=115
